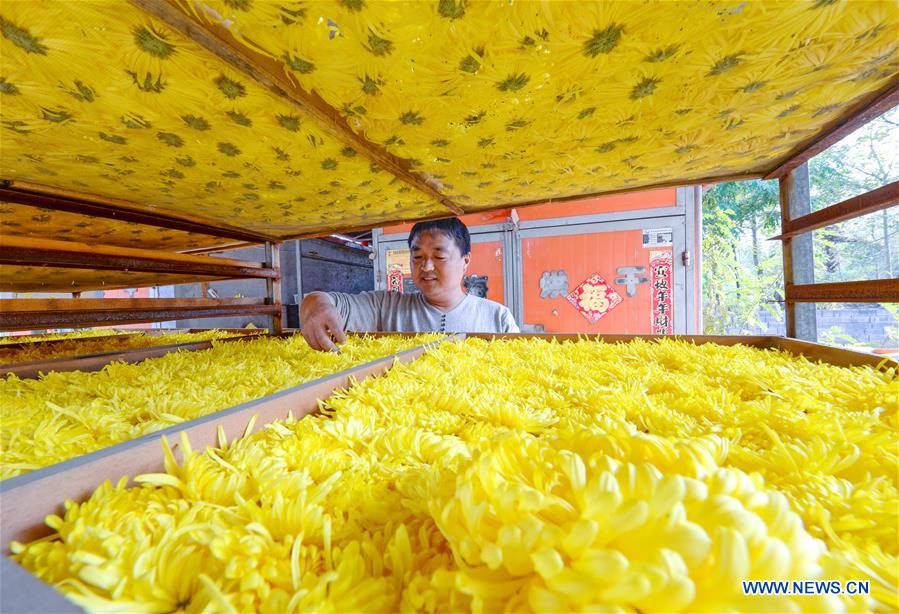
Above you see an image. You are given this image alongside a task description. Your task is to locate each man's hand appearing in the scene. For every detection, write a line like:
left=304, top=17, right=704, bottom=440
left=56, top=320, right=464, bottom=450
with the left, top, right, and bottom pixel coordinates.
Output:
left=300, top=292, right=347, bottom=352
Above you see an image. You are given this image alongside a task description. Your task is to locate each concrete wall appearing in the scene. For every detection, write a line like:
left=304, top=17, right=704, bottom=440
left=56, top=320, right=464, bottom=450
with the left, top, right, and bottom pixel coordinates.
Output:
left=171, top=239, right=373, bottom=329
left=745, top=305, right=897, bottom=345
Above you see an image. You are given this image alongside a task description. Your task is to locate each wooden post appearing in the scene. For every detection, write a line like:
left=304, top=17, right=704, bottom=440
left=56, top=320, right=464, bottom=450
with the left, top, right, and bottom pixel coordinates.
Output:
left=265, top=242, right=283, bottom=334
left=778, top=164, right=817, bottom=341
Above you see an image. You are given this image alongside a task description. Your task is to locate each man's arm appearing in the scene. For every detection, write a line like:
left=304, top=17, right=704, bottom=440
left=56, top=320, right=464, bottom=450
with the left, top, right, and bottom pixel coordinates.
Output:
left=300, top=292, right=347, bottom=352
left=500, top=306, right=520, bottom=333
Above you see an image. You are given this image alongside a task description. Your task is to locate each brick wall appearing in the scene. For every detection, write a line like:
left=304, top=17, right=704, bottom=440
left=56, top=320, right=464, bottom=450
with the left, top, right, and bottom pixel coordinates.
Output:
left=745, top=306, right=897, bottom=345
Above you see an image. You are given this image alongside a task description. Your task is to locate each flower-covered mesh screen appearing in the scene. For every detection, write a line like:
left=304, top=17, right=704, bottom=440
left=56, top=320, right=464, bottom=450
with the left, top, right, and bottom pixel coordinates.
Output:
left=181, top=0, right=898, bottom=210
left=0, top=1, right=446, bottom=240
left=0, top=203, right=228, bottom=251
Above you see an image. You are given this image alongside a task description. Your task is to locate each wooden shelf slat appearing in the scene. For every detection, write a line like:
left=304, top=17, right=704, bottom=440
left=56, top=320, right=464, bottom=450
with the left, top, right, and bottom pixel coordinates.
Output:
left=0, top=297, right=266, bottom=311
left=0, top=298, right=277, bottom=331
left=0, top=236, right=277, bottom=279
left=1, top=183, right=273, bottom=243
left=786, top=279, right=899, bottom=303
left=771, top=180, right=899, bottom=240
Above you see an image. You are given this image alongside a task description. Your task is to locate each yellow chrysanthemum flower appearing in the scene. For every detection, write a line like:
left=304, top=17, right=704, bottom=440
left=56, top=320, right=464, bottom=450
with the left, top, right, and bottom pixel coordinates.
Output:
left=1, top=334, right=441, bottom=478
left=0, top=329, right=257, bottom=365
left=12, top=338, right=896, bottom=612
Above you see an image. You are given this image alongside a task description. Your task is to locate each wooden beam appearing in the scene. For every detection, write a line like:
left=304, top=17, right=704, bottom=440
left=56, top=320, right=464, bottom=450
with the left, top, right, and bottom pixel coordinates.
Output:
left=180, top=242, right=258, bottom=255
left=787, top=279, right=899, bottom=303
left=771, top=337, right=897, bottom=369
left=1, top=297, right=264, bottom=311
left=130, top=0, right=464, bottom=217
left=0, top=298, right=277, bottom=331
left=778, top=171, right=795, bottom=338
left=0, top=236, right=278, bottom=279
left=771, top=180, right=899, bottom=240
left=764, top=79, right=899, bottom=180
left=1, top=182, right=273, bottom=244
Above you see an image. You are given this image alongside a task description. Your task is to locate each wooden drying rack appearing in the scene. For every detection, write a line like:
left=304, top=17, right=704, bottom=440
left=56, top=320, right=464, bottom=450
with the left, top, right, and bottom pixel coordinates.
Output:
left=0, top=334, right=899, bottom=576
left=764, top=83, right=899, bottom=338
left=0, top=182, right=284, bottom=334
left=1, top=332, right=894, bottom=611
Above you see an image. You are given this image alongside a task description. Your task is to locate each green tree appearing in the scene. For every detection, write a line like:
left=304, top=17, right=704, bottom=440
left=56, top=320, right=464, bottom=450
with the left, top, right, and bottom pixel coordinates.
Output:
left=702, top=181, right=783, bottom=334
left=810, top=109, right=898, bottom=282
left=703, top=107, right=898, bottom=340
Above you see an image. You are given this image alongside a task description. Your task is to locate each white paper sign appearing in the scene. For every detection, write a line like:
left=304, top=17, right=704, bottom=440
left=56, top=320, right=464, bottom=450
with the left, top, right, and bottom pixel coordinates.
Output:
left=642, top=228, right=673, bottom=248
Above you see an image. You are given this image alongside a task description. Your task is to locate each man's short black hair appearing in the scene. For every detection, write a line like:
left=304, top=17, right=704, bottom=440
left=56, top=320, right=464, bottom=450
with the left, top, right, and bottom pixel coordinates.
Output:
left=408, top=218, right=471, bottom=256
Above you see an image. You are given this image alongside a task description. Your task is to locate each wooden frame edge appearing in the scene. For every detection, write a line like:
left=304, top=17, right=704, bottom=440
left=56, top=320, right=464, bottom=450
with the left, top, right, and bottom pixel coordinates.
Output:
left=0, top=298, right=278, bottom=331
left=0, top=235, right=277, bottom=280
left=769, top=336, right=897, bottom=369
left=770, top=180, right=899, bottom=241
left=786, top=279, right=899, bottom=303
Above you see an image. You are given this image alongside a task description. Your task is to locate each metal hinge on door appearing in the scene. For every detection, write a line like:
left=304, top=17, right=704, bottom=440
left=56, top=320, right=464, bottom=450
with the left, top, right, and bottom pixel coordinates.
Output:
left=682, top=251, right=691, bottom=266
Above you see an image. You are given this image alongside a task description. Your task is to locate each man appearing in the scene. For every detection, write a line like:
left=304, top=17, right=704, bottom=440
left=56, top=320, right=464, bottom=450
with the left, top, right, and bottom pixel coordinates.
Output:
left=301, top=218, right=519, bottom=351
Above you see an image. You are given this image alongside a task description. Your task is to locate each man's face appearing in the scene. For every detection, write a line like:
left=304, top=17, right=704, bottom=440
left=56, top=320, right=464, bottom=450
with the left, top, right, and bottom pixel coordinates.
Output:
left=410, top=230, right=470, bottom=302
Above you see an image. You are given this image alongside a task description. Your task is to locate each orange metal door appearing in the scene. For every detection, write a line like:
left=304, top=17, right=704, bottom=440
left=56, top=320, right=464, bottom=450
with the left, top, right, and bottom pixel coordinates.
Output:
left=467, top=240, right=505, bottom=304
left=519, top=219, right=684, bottom=334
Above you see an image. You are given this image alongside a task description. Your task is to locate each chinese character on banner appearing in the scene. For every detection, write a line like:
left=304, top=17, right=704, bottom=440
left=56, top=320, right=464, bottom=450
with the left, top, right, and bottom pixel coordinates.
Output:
left=566, top=272, right=623, bottom=324
left=386, top=248, right=411, bottom=293
left=386, top=265, right=404, bottom=293
left=650, top=250, right=674, bottom=334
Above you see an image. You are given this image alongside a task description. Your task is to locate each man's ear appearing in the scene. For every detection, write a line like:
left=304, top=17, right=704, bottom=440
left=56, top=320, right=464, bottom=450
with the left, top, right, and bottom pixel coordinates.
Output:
left=462, top=252, right=472, bottom=272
